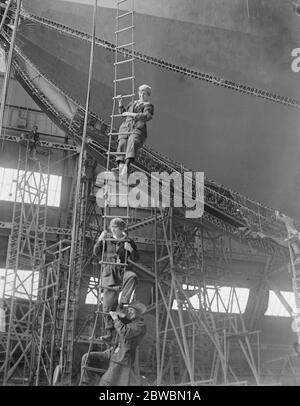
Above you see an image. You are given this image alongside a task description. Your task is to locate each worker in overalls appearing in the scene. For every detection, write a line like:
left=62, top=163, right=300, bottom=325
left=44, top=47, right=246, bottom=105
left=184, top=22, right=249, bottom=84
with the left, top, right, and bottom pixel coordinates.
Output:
left=80, top=300, right=147, bottom=386
left=93, top=217, right=139, bottom=342
left=113, top=84, right=154, bottom=176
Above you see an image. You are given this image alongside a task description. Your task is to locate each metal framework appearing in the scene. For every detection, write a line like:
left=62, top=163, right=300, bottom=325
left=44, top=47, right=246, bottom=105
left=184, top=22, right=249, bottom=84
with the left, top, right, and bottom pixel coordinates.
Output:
left=22, top=6, right=300, bottom=110
left=261, top=354, right=300, bottom=385
left=0, top=141, right=51, bottom=384
left=0, top=0, right=297, bottom=387
left=31, top=240, right=70, bottom=385
left=0, top=0, right=21, bottom=149
left=150, top=208, right=261, bottom=385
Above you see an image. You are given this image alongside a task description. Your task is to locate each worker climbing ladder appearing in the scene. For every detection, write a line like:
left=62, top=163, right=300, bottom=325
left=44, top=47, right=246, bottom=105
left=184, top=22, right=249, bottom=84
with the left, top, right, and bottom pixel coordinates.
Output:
left=79, top=0, right=136, bottom=384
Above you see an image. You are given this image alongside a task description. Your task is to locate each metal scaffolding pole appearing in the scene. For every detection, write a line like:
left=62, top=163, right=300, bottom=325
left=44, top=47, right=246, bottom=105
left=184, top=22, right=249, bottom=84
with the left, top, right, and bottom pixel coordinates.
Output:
left=154, top=207, right=161, bottom=385
left=0, top=0, right=21, bottom=151
left=53, top=0, right=98, bottom=385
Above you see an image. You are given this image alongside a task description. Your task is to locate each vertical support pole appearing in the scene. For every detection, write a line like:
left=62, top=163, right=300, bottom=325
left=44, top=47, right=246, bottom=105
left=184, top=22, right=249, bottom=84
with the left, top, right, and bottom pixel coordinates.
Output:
left=0, top=0, right=21, bottom=151
left=257, top=331, right=261, bottom=383
left=191, top=323, right=195, bottom=378
left=168, top=209, right=195, bottom=385
left=58, top=0, right=97, bottom=381
left=35, top=268, right=50, bottom=386
left=223, top=328, right=227, bottom=384
left=154, top=207, right=161, bottom=385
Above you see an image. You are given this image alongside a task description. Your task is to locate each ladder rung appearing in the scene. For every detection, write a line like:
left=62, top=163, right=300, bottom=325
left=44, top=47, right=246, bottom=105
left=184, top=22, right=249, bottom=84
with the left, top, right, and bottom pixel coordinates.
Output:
left=116, top=25, right=135, bottom=34
left=110, top=114, right=126, bottom=117
left=106, top=152, right=126, bottom=155
left=112, top=93, right=135, bottom=99
left=108, top=132, right=132, bottom=136
left=107, top=193, right=128, bottom=196
left=117, top=10, right=134, bottom=19
left=104, top=215, right=130, bottom=219
left=116, top=42, right=135, bottom=49
left=115, top=58, right=135, bottom=65
left=87, top=338, right=106, bottom=344
left=84, top=366, right=106, bottom=373
left=99, top=261, right=128, bottom=266
left=114, top=76, right=135, bottom=83
left=104, top=237, right=130, bottom=242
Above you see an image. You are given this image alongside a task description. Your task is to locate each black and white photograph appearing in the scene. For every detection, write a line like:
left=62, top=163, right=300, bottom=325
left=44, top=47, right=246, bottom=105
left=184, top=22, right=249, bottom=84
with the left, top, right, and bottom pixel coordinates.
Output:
left=0, top=0, right=300, bottom=393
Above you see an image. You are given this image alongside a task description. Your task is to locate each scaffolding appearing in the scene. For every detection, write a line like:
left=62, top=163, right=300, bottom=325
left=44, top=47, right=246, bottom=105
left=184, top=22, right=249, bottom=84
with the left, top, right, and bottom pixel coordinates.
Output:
left=0, top=0, right=296, bottom=387
left=150, top=208, right=262, bottom=385
left=31, top=240, right=70, bottom=385
left=261, top=353, right=300, bottom=385
left=0, top=141, right=51, bottom=384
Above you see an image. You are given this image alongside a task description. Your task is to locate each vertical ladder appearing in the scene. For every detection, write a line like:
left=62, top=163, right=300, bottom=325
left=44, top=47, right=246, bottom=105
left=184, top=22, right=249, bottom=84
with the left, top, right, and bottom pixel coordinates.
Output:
left=79, top=0, right=136, bottom=384
left=108, top=0, right=136, bottom=154
left=53, top=178, right=88, bottom=386
left=104, top=0, right=134, bottom=225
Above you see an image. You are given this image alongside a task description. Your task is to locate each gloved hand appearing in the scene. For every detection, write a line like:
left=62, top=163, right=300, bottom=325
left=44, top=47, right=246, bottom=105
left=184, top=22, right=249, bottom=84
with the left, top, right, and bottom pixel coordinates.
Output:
left=124, top=241, right=133, bottom=252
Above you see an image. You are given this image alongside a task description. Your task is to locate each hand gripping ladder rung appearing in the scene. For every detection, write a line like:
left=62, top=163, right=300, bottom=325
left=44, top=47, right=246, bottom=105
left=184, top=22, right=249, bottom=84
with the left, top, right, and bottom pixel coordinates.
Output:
left=79, top=0, right=136, bottom=386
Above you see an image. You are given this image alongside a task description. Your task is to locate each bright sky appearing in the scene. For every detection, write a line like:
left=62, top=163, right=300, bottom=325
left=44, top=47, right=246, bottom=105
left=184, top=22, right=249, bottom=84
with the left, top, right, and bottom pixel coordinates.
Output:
left=0, top=167, right=62, bottom=207
left=171, top=284, right=295, bottom=317
left=0, top=269, right=39, bottom=300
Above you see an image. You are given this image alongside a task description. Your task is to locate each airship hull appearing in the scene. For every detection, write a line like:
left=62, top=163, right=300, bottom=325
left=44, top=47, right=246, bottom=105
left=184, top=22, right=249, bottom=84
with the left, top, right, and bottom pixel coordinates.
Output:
left=18, top=0, right=300, bottom=218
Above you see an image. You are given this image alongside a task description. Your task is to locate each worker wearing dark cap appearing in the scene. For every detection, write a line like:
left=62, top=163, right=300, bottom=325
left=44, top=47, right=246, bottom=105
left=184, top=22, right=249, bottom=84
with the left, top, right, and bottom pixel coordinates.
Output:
left=93, top=217, right=139, bottom=342
left=80, top=300, right=147, bottom=386
left=113, top=84, right=154, bottom=176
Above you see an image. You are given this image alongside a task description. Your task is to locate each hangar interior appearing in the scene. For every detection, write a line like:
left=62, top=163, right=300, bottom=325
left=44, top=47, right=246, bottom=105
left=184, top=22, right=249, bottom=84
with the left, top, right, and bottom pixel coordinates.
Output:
left=0, top=0, right=300, bottom=386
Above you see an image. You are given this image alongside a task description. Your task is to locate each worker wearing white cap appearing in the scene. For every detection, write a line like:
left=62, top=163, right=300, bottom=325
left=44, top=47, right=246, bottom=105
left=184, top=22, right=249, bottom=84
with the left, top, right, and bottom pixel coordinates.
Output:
left=80, top=300, right=147, bottom=386
left=113, top=84, right=154, bottom=176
